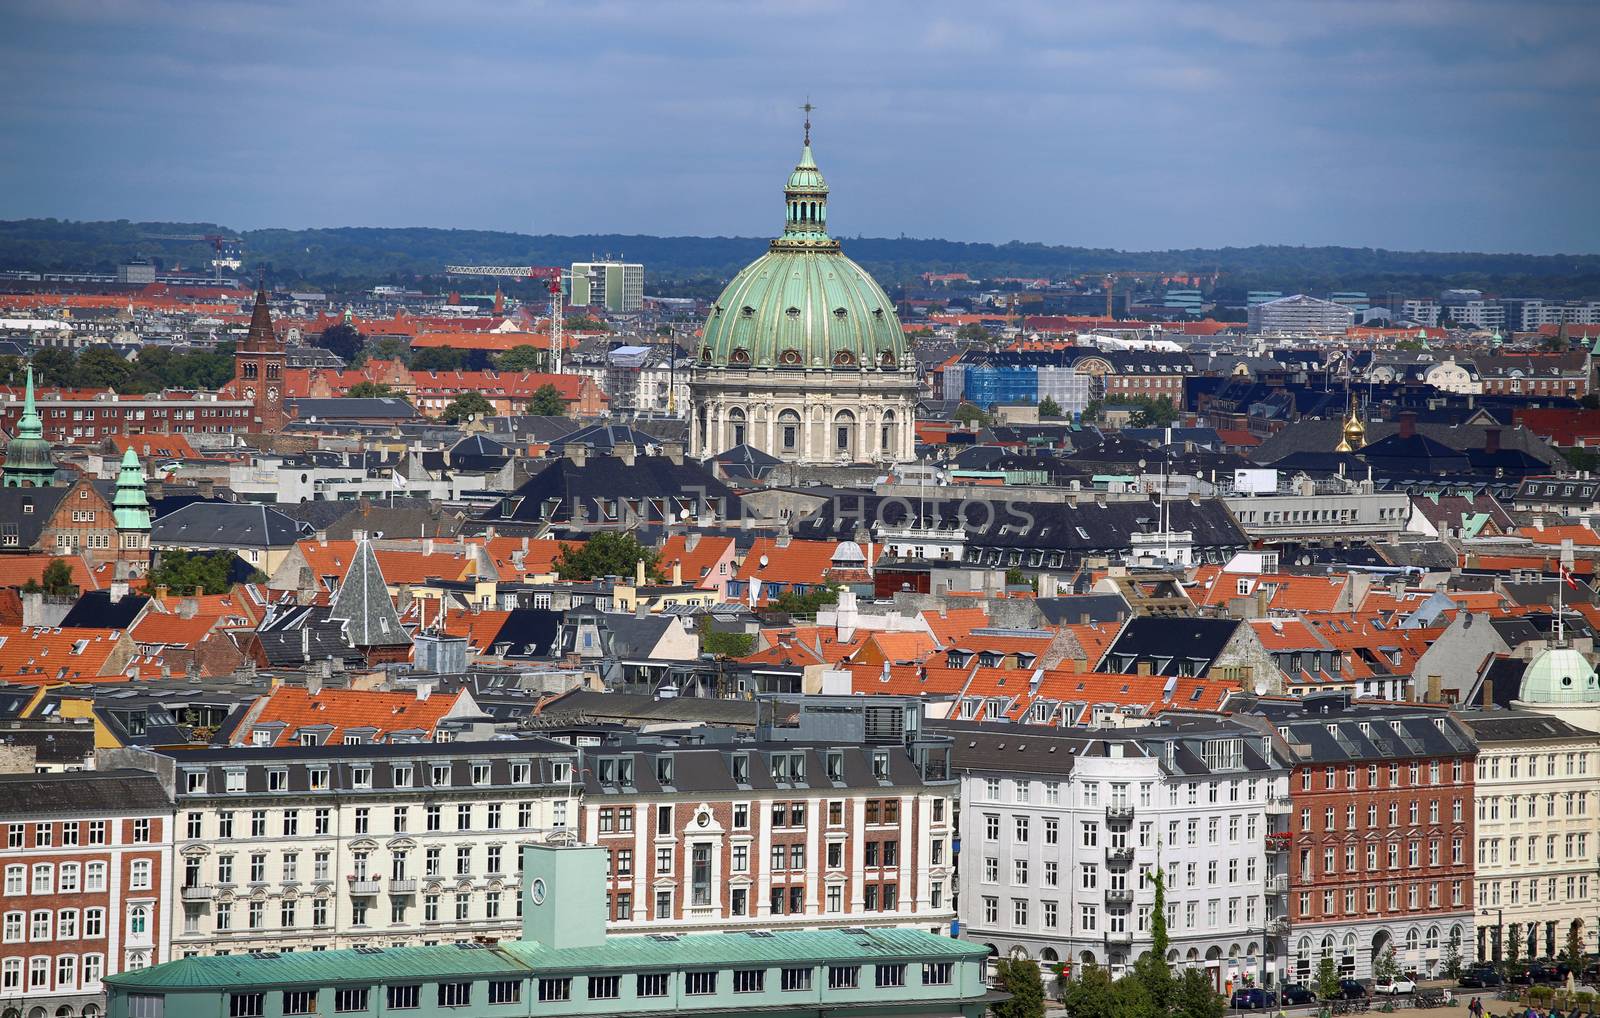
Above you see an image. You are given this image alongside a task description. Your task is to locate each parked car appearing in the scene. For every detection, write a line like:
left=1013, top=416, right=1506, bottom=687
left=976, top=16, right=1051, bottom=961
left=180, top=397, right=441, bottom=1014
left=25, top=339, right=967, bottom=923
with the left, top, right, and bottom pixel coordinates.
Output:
left=1230, top=988, right=1276, bottom=1009
left=1336, top=979, right=1369, bottom=999
left=1374, top=977, right=1417, bottom=995
left=1279, top=984, right=1318, bottom=1005
left=1458, top=966, right=1503, bottom=988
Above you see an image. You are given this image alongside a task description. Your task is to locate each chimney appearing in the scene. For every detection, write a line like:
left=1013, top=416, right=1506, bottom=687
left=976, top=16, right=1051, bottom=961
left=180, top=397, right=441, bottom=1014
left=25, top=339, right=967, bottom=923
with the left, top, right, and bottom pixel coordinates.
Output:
left=617, top=445, right=636, bottom=468
left=672, top=560, right=683, bottom=586
left=1426, top=674, right=1442, bottom=704
left=1484, top=428, right=1501, bottom=455
left=566, top=444, right=588, bottom=468
left=178, top=598, right=199, bottom=619
left=685, top=532, right=701, bottom=553
left=198, top=478, right=214, bottom=498
left=109, top=581, right=129, bottom=604
left=663, top=440, right=685, bottom=466
left=359, top=496, right=371, bottom=516
left=1399, top=411, right=1417, bottom=439
left=423, top=538, right=435, bottom=556
left=155, top=584, right=169, bottom=601
left=306, top=672, right=322, bottom=697
left=1481, top=676, right=1493, bottom=709
left=1136, top=660, right=1152, bottom=676
left=416, top=683, right=432, bottom=702
left=776, top=530, right=791, bottom=549
left=634, top=557, right=646, bottom=587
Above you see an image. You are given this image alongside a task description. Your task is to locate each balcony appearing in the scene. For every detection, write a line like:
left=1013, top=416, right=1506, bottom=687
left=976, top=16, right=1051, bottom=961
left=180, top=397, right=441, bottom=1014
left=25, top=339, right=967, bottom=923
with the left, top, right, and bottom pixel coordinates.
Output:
left=1104, top=929, right=1134, bottom=946
left=1267, top=917, right=1290, bottom=937
left=1105, top=803, right=1135, bottom=822
left=1267, top=795, right=1293, bottom=815
left=180, top=884, right=215, bottom=901
left=389, top=879, right=418, bottom=894
left=348, top=877, right=382, bottom=895
left=1105, top=888, right=1134, bottom=906
left=1267, top=874, right=1289, bottom=894
left=1105, top=846, right=1135, bottom=866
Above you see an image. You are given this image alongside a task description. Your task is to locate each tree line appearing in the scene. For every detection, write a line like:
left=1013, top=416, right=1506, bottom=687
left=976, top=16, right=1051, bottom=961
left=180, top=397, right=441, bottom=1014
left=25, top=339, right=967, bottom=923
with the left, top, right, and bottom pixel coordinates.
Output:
left=0, top=345, right=234, bottom=393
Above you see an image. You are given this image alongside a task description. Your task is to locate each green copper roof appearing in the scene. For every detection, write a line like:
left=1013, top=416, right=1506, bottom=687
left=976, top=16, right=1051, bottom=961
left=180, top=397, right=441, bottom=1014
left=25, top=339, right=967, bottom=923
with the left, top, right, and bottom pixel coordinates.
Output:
left=701, top=135, right=908, bottom=371
left=113, top=447, right=152, bottom=531
left=1518, top=645, right=1600, bottom=705
left=106, top=925, right=984, bottom=991
left=3, top=366, right=56, bottom=488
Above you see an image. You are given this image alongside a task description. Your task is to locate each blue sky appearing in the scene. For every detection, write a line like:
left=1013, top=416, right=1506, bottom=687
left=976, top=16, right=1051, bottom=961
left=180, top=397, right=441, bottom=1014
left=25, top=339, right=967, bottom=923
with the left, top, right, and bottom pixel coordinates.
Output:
left=1, top=0, right=1596, bottom=252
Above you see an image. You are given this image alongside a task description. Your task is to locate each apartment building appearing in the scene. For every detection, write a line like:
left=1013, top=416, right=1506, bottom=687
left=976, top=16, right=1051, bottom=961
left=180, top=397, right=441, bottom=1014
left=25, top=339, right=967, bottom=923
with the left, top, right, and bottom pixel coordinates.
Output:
left=1256, top=695, right=1477, bottom=981
left=111, top=740, right=581, bottom=958
left=573, top=696, right=958, bottom=935
left=0, top=770, right=174, bottom=1018
left=1462, top=712, right=1600, bottom=963
left=942, top=716, right=1289, bottom=992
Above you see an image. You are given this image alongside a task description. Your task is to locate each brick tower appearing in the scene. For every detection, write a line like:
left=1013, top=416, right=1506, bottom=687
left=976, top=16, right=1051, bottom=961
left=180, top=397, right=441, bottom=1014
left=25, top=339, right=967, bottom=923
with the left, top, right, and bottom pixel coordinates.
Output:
left=235, top=281, right=288, bottom=431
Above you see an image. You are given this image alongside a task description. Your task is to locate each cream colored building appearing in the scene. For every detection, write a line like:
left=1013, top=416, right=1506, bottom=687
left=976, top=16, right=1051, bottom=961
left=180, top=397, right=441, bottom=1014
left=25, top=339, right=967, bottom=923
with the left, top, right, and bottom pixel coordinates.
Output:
left=1464, top=710, right=1600, bottom=963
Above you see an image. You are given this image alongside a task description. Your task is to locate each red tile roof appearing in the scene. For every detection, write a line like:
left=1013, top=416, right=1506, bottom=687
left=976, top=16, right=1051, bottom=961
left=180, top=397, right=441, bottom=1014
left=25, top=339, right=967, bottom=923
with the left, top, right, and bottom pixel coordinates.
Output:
left=237, top=686, right=469, bottom=746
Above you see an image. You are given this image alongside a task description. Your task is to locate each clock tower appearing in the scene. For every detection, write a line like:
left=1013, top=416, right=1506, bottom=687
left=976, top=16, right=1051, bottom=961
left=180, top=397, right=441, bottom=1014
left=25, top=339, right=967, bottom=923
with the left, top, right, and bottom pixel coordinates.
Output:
left=234, top=281, right=288, bottom=431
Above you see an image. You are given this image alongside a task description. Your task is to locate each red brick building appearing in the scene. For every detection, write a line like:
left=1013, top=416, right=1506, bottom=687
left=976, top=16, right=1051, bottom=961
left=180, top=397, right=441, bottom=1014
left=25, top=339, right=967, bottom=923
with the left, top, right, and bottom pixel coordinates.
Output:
left=1267, top=697, right=1477, bottom=981
left=229, top=285, right=289, bottom=432
left=575, top=738, right=956, bottom=933
left=0, top=770, right=173, bottom=1016
left=0, top=393, right=256, bottom=445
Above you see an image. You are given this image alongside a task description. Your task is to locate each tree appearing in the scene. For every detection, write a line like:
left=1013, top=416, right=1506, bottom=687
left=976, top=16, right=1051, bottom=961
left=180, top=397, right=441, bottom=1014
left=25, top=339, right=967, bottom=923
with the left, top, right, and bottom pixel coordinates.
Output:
left=1128, top=870, right=1175, bottom=1013
left=20, top=558, right=77, bottom=597
left=411, top=347, right=465, bottom=371
left=30, top=347, right=76, bottom=387
left=0, top=355, right=24, bottom=387
left=564, top=315, right=609, bottom=332
left=552, top=533, right=659, bottom=582
left=955, top=323, right=991, bottom=343
left=1509, top=922, right=1522, bottom=969
left=699, top=629, right=754, bottom=658
left=345, top=381, right=395, bottom=398
left=146, top=551, right=238, bottom=596
left=1127, top=395, right=1179, bottom=428
left=439, top=391, right=493, bottom=423
left=1172, top=967, right=1223, bottom=1018
left=1038, top=396, right=1063, bottom=418
left=1444, top=936, right=1464, bottom=980
left=525, top=384, right=567, bottom=416
left=495, top=345, right=548, bottom=372
left=954, top=403, right=990, bottom=428
left=1060, top=961, right=1117, bottom=1018
left=315, top=323, right=364, bottom=363
left=360, top=336, right=412, bottom=367
left=77, top=347, right=137, bottom=391
left=768, top=585, right=839, bottom=616
left=1374, top=944, right=1401, bottom=984
left=1564, top=921, right=1585, bottom=975
left=1082, top=398, right=1104, bottom=423
left=1315, top=957, right=1342, bottom=1001
left=990, top=956, right=1045, bottom=1018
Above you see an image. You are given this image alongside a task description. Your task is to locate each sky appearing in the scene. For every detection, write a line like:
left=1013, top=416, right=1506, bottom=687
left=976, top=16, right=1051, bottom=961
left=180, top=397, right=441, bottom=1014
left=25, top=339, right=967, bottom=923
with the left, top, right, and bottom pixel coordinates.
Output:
left=1, top=0, right=1597, bottom=253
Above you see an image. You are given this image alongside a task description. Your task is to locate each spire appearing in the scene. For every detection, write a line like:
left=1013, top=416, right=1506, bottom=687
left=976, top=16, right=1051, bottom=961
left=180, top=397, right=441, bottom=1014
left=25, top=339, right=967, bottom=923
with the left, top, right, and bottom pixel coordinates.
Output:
left=329, top=538, right=412, bottom=648
left=243, top=279, right=278, bottom=353
left=17, top=366, right=41, bottom=441
left=778, top=105, right=834, bottom=249
left=112, top=447, right=151, bottom=532
left=2, top=365, right=56, bottom=488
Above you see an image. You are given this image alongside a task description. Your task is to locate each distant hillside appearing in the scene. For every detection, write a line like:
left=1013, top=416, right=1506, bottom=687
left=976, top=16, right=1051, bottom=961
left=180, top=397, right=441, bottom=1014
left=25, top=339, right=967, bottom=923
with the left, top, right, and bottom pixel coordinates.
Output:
left=2, top=218, right=1598, bottom=300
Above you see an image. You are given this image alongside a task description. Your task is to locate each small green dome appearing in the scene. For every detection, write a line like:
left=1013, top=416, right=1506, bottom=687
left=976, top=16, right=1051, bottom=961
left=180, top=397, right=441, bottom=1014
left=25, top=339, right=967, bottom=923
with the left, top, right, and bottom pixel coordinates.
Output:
left=1518, top=646, right=1600, bottom=705
left=700, top=137, right=907, bottom=372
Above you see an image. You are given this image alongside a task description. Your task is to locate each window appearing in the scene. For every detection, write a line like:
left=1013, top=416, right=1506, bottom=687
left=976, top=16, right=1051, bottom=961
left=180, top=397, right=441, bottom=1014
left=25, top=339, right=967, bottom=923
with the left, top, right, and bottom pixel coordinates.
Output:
left=386, top=986, right=419, bottom=1010
left=127, top=996, right=164, bottom=1018
left=829, top=965, right=860, bottom=989
left=686, top=971, right=718, bottom=995
left=637, top=973, right=668, bottom=997
left=283, top=992, right=315, bottom=1015
left=335, top=988, right=368, bottom=1012
left=229, top=994, right=264, bottom=1018
left=782, top=967, right=813, bottom=991
left=876, top=964, right=907, bottom=988
left=438, top=982, right=472, bottom=1008
left=488, top=981, right=521, bottom=1005
left=734, top=969, right=765, bottom=993
left=924, top=962, right=953, bottom=985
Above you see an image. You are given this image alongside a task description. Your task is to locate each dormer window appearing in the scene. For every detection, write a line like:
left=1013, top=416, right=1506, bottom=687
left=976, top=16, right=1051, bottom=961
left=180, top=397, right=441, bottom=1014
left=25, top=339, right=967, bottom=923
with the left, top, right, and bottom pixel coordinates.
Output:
left=656, top=757, right=674, bottom=785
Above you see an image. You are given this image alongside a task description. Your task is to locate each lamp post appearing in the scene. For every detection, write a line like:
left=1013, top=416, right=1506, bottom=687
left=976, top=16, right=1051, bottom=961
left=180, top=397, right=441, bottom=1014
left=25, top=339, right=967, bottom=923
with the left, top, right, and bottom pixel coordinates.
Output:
left=1480, top=907, right=1504, bottom=966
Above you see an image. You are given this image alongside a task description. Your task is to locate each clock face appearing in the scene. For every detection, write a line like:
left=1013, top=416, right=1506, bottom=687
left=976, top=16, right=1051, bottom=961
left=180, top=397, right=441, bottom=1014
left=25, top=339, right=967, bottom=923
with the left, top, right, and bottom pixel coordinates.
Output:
left=243, top=386, right=256, bottom=401
left=266, top=386, right=279, bottom=404
left=530, top=878, right=547, bottom=906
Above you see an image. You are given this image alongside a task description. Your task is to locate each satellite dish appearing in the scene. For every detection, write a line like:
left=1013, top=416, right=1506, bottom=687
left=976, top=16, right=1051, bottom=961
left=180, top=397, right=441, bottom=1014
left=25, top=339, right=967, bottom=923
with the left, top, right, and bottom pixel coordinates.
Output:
left=759, top=555, right=769, bottom=567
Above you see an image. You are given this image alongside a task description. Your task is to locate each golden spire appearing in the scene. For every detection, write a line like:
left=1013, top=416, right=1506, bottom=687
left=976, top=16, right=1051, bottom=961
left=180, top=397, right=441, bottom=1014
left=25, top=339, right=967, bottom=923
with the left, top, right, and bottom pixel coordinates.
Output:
left=1336, top=393, right=1365, bottom=452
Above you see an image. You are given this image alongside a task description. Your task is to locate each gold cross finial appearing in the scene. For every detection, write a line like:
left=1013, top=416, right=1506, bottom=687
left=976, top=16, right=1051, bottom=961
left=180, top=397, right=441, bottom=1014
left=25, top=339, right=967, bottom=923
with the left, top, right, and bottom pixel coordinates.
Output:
left=801, top=100, right=815, bottom=145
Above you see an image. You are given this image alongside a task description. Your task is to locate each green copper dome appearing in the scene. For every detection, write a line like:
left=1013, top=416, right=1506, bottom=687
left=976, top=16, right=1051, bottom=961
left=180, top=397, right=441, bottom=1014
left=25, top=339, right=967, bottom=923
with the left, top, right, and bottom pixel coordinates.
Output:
left=113, top=447, right=151, bottom=531
left=700, top=136, right=907, bottom=372
left=1518, top=645, right=1600, bottom=705
left=3, top=366, right=56, bottom=488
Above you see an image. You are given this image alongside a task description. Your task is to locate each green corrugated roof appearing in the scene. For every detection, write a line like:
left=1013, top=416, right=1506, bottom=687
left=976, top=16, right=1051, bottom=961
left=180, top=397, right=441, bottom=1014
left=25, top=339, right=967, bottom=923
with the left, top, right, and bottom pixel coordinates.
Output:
left=107, top=928, right=983, bottom=991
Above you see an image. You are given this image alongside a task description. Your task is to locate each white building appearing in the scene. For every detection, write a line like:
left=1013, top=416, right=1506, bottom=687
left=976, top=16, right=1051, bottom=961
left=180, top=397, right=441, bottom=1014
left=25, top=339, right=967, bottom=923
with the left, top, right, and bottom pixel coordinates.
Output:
left=945, top=717, right=1289, bottom=993
left=1247, top=295, right=1355, bottom=336
left=570, top=261, right=644, bottom=314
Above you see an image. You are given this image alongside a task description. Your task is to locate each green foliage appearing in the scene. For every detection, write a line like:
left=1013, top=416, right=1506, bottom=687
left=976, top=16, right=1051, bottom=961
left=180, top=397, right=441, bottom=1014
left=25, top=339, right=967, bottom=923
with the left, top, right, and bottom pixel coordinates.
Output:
left=345, top=381, right=395, bottom=398
left=76, top=347, right=136, bottom=390
left=1059, top=963, right=1117, bottom=1018
left=19, top=558, right=77, bottom=597
left=768, top=585, right=840, bottom=616
left=955, top=323, right=991, bottom=342
left=698, top=629, right=754, bottom=658
left=1316, top=957, right=1342, bottom=1001
left=1509, top=923, right=1522, bottom=967
left=359, top=336, right=413, bottom=367
left=1563, top=447, right=1600, bottom=473
left=315, top=323, right=364, bottom=363
left=1038, top=397, right=1063, bottom=418
left=524, top=384, right=567, bottom=416
left=439, top=391, right=493, bottom=423
left=564, top=315, right=609, bottom=332
left=990, top=956, right=1046, bottom=1018
left=1565, top=921, right=1585, bottom=973
left=147, top=550, right=237, bottom=596
left=0, top=355, right=25, bottom=386
left=1172, top=967, right=1223, bottom=1018
left=1374, top=945, right=1401, bottom=984
left=30, top=347, right=76, bottom=386
left=1149, top=868, right=1170, bottom=958
left=411, top=347, right=465, bottom=371
left=1445, top=938, right=1463, bottom=980
left=954, top=403, right=991, bottom=427
left=1395, top=339, right=1426, bottom=351
left=1082, top=398, right=1103, bottom=423
left=552, top=533, right=659, bottom=583
left=1126, top=395, right=1180, bottom=428
left=495, top=344, right=548, bottom=372
left=24, top=345, right=234, bottom=396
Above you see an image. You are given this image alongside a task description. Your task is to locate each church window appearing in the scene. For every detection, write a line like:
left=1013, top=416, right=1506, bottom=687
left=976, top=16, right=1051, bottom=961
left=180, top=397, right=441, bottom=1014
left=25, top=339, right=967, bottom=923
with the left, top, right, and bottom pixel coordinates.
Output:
left=833, top=350, right=856, bottom=367
left=242, top=362, right=258, bottom=379
left=833, top=307, right=848, bottom=319
left=786, top=307, right=801, bottom=318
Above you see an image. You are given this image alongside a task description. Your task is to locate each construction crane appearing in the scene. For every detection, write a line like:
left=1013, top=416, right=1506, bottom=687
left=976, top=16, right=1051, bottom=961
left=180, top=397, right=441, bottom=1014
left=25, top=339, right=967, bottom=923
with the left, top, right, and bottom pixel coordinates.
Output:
left=1103, top=273, right=1116, bottom=320
left=139, top=233, right=241, bottom=281
left=444, top=265, right=571, bottom=373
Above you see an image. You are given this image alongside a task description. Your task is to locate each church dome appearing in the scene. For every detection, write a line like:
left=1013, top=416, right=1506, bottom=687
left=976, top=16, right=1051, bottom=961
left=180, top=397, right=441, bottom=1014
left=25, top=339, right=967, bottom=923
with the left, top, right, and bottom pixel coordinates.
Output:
left=1518, top=645, right=1600, bottom=705
left=700, top=133, right=907, bottom=373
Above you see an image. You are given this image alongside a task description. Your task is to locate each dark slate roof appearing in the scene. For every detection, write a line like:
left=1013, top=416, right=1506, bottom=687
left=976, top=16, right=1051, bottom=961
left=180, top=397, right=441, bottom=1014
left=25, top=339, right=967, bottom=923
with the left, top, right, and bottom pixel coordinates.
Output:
left=0, top=683, right=40, bottom=720
left=153, top=502, right=313, bottom=548
left=487, top=415, right=591, bottom=443
left=549, top=423, right=662, bottom=453
left=286, top=397, right=420, bottom=421
left=0, top=723, right=95, bottom=764
left=713, top=444, right=783, bottom=483
left=0, top=486, right=71, bottom=548
left=484, top=608, right=561, bottom=658
left=1098, top=617, right=1241, bottom=676
left=253, top=604, right=363, bottom=666
left=537, top=689, right=763, bottom=728
left=1462, top=710, right=1593, bottom=744
left=485, top=456, right=742, bottom=525
left=1035, top=593, right=1131, bottom=625
left=1240, top=694, right=1476, bottom=762
left=0, top=768, right=173, bottom=817
left=60, top=591, right=150, bottom=630
left=572, top=740, right=926, bottom=795
left=327, top=540, right=411, bottom=647
left=1251, top=420, right=1560, bottom=467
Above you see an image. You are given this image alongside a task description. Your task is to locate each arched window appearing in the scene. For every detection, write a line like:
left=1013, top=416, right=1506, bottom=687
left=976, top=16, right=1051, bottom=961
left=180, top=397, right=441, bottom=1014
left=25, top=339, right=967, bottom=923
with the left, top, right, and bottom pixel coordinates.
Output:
left=779, top=409, right=801, bottom=453
left=129, top=905, right=147, bottom=936
left=880, top=410, right=896, bottom=455
left=728, top=407, right=746, bottom=448
left=833, top=409, right=856, bottom=458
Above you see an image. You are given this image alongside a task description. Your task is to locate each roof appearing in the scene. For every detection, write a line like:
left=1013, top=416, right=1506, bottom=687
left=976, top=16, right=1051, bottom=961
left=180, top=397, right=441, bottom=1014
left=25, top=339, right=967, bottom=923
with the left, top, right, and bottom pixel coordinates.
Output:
left=0, top=624, right=128, bottom=681
left=0, top=768, right=172, bottom=818
left=153, top=502, right=311, bottom=548
left=107, top=923, right=982, bottom=991
left=327, top=541, right=412, bottom=648
left=236, top=686, right=466, bottom=747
